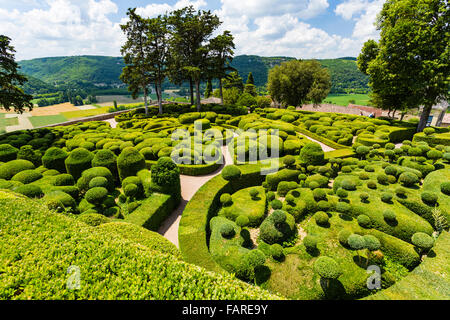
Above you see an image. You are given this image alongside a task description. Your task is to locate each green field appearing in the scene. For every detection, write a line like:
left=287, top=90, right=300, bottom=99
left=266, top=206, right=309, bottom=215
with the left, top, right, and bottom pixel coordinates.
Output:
left=324, top=94, right=371, bottom=107
left=29, top=114, right=68, bottom=127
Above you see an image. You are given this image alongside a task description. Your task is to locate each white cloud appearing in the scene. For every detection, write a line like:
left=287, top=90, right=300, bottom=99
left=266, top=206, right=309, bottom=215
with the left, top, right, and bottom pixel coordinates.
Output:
left=335, top=0, right=367, bottom=20
left=135, top=0, right=207, bottom=18
left=0, top=0, right=122, bottom=60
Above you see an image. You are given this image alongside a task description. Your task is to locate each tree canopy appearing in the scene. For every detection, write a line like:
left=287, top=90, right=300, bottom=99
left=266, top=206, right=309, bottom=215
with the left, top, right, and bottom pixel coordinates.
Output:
left=0, top=35, right=33, bottom=113
left=268, top=59, right=331, bottom=107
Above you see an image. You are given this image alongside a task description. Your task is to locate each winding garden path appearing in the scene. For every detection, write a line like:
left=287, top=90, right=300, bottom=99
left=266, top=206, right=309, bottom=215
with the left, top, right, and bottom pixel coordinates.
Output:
left=158, top=145, right=234, bottom=247
left=297, top=133, right=335, bottom=152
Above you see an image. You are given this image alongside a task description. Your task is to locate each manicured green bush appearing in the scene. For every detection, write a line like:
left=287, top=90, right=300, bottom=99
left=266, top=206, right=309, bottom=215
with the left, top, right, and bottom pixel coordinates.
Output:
left=221, top=165, right=242, bottom=181
left=313, top=188, right=327, bottom=201
left=383, top=210, right=397, bottom=222
left=411, top=232, right=434, bottom=254
left=43, top=190, right=77, bottom=213
left=54, top=174, right=75, bottom=186
left=11, top=170, right=42, bottom=184
left=236, top=215, right=250, bottom=227
left=124, top=183, right=138, bottom=199
left=151, top=157, right=181, bottom=201
left=77, top=166, right=114, bottom=193
left=314, top=211, right=329, bottom=226
left=91, top=149, right=118, bottom=181
left=357, top=214, right=372, bottom=228
left=359, top=172, right=369, bottom=180
left=42, top=147, right=68, bottom=173
left=236, top=249, right=267, bottom=282
left=0, top=144, right=18, bottom=162
left=220, top=193, right=232, bottom=206
left=65, top=148, right=93, bottom=181
left=336, top=188, right=348, bottom=200
left=271, top=199, right=282, bottom=210
left=367, top=180, right=377, bottom=189
left=421, top=192, right=438, bottom=205
left=377, top=174, right=389, bottom=185
left=85, top=187, right=108, bottom=206
left=336, top=202, right=351, bottom=214
left=89, top=176, right=109, bottom=189
left=441, top=182, right=450, bottom=195
left=267, top=191, right=275, bottom=201
left=299, top=142, right=325, bottom=165
left=283, top=155, right=296, bottom=168
left=117, top=147, right=146, bottom=182
left=259, top=210, right=296, bottom=245
left=359, top=192, right=369, bottom=202
left=348, top=234, right=366, bottom=251
left=269, top=243, right=284, bottom=261
left=249, top=188, right=259, bottom=200
left=399, top=171, right=420, bottom=187
left=313, top=256, right=342, bottom=281
left=15, top=184, right=44, bottom=198
left=381, top=192, right=394, bottom=203
left=77, top=212, right=110, bottom=226
left=303, top=235, right=318, bottom=252
left=0, top=159, right=35, bottom=180
left=17, top=145, right=41, bottom=167
left=341, top=178, right=357, bottom=191
left=395, top=187, right=407, bottom=197
left=220, top=222, right=236, bottom=238
left=338, top=229, right=352, bottom=246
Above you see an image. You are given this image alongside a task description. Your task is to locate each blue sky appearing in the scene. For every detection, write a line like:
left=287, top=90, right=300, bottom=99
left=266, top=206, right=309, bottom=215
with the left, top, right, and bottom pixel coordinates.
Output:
left=0, top=0, right=385, bottom=60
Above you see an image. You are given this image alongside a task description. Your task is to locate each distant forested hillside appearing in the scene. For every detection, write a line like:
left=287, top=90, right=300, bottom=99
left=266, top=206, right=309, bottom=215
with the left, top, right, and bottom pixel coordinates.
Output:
left=18, top=55, right=369, bottom=95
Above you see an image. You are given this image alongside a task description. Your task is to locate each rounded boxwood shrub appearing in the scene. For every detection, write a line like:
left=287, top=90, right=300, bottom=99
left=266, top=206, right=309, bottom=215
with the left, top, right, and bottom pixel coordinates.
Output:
left=313, top=188, right=327, bottom=201
left=317, top=200, right=330, bottom=211
left=303, top=235, right=318, bottom=252
left=221, top=165, right=242, bottom=181
left=77, top=167, right=114, bottom=193
left=236, top=215, right=250, bottom=227
left=54, top=174, right=75, bottom=186
left=11, top=170, right=42, bottom=184
left=367, top=180, right=377, bottom=189
left=17, top=145, right=41, bottom=167
left=347, top=234, right=366, bottom=251
left=44, top=191, right=77, bottom=213
left=271, top=199, right=283, bottom=210
left=270, top=243, right=284, bottom=261
left=421, top=192, right=438, bottom=205
left=249, top=188, right=259, bottom=200
left=357, top=214, right=371, bottom=228
left=77, top=213, right=110, bottom=227
left=283, top=155, right=295, bottom=168
left=364, top=165, right=375, bottom=172
left=377, top=174, right=389, bottom=185
left=423, top=127, right=435, bottom=136
left=341, top=166, right=352, bottom=173
left=150, top=157, right=181, bottom=200
left=117, top=147, right=146, bottom=182
left=441, top=182, right=450, bottom=195
left=15, top=184, right=44, bottom=198
left=383, top=210, right=397, bottom=222
left=336, top=188, right=348, bottom=200
left=85, top=187, right=108, bottom=205
left=0, top=159, right=35, bottom=180
left=363, top=235, right=381, bottom=252
left=335, top=202, right=351, bottom=214
left=259, top=210, right=296, bottom=245
left=89, top=176, right=109, bottom=189
left=42, top=147, right=68, bottom=173
left=359, top=172, right=369, bottom=180
left=381, top=192, right=394, bottom=203
left=399, top=172, right=419, bottom=187
left=0, top=144, right=18, bottom=162
left=220, top=222, right=235, bottom=238
left=299, top=143, right=325, bottom=165
left=285, top=194, right=295, bottom=204
left=338, top=229, right=352, bottom=246
left=341, top=179, right=357, bottom=191
left=65, top=148, right=94, bottom=181
left=124, top=183, right=138, bottom=198
left=313, top=256, right=342, bottom=281
left=411, top=232, right=434, bottom=254
left=395, top=187, right=407, bottom=197
left=359, top=192, right=369, bottom=202
left=91, top=149, right=118, bottom=181
left=220, top=193, right=232, bottom=206
left=314, top=211, right=329, bottom=226
left=267, top=191, right=275, bottom=201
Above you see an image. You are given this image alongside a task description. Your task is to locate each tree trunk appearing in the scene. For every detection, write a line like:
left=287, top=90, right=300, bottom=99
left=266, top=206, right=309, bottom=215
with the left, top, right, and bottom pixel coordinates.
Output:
left=417, top=104, right=433, bottom=132
left=195, top=80, right=201, bottom=112
left=392, top=109, right=396, bottom=119
left=400, top=112, right=406, bottom=121
left=189, top=78, right=194, bottom=105
left=219, top=78, right=224, bottom=105
left=435, top=104, right=449, bottom=127
left=157, top=81, right=163, bottom=115
left=144, top=87, right=148, bottom=116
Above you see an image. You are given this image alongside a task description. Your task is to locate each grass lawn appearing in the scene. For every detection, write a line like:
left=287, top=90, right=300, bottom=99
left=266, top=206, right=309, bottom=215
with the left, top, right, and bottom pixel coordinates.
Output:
left=29, top=114, right=68, bottom=127
left=61, top=106, right=109, bottom=120
left=324, top=94, right=371, bottom=107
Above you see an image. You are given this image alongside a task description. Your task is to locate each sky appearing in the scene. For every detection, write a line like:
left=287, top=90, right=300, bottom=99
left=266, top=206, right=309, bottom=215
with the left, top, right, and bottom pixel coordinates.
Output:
left=0, top=0, right=385, bottom=61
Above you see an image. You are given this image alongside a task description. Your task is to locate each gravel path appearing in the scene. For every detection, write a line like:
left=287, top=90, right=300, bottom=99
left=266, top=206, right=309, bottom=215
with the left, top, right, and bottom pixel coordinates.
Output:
left=158, top=145, right=234, bottom=247
left=297, top=133, right=335, bottom=152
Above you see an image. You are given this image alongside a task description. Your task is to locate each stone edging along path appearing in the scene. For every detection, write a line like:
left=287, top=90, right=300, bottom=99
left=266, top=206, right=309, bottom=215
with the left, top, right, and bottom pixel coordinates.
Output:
left=157, top=134, right=336, bottom=248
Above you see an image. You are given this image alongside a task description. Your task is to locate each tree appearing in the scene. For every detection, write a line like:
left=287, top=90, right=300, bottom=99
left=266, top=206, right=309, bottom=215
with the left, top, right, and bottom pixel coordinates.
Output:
left=222, top=71, right=243, bottom=91
left=268, top=59, right=331, bottom=108
left=204, top=79, right=212, bottom=98
left=168, top=6, right=221, bottom=111
left=208, top=31, right=235, bottom=105
left=246, top=72, right=255, bottom=85
left=357, top=0, right=450, bottom=132
left=0, top=35, right=33, bottom=113
left=120, top=8, right=154, bottom=115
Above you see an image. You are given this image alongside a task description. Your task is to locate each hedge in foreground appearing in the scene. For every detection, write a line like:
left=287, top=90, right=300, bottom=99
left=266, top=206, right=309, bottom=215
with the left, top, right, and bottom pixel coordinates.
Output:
left=0, top=191, right=280, bottom=300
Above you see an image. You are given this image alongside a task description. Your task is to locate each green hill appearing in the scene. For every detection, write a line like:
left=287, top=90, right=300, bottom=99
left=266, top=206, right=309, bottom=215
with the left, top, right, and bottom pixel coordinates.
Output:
left=18, top=55, right=369, bottom=95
